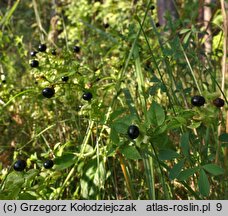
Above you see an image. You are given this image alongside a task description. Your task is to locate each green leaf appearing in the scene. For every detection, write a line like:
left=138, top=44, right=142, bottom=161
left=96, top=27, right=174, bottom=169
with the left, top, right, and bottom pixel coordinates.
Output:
left=175, top=116, right=187, bottom=125
left=3, top=172, right=25, bottom=199
left=110, top=126, right=120, bottom=144
left=54, top=153, right=76, bottom=170
left=18, top=192, right=37, bottom=200
left=24, top=169, right=39, bottom=187
left=166, top=118, right=183, bottom=129
left=5, top=172, right=24, bottom=189
left=177, top=167, right=199, bottom=181
left=0, top=0, right=20, bottom=26
left=80, top=144, right=94, bottom=154
left=110, top=108, right=127, bottom=121
left=183, top=31, right=192, bottom=44
left=112, top=121, right=129, bottom=133
left=179, top=28, right=191, bottom=34
left=180, top=132, right=189, bottom=156
left=158, top=149, right=179, bottom=161
left=147, top=101, right=165, bottom=126
left=120, top=146, right=142, bottom=160
left=187, top=121, right=201, bottom=129
left=169, top=159, right=185, bottom=180
left=198, top=169, right=210, bottom=197
left=122, top=88, right=140, bottom=119
left=112, top=114, right=138, bottom=132
left=94, top=161, right=106, bottom=187
left=219, top=133, right=228, bottom=142
left=202, top=164, right=224, bottom=176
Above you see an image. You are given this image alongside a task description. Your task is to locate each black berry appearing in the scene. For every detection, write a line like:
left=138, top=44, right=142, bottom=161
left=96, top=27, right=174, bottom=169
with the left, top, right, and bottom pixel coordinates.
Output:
left=103, top=23, right=109, bottom=28
left=82, top=92, right=93, bottom=101
left=2, top=80, right=6, bottom=84
left=43, top=159, right=54, bottom=169
left=13, top=159, right=27, bottom=172
left=150, top=5, right=155, bottom=10
left=156, top=22, right=160, bottom=27
left=42, top=87, right=55, bottom=98
left=213, top=98, right=225, bottom=108
left=51, top=49, right=56, bottom=55
left=127, top=125, right=140, bottom=139
left=191, top=95, right=206, bottom=107
left=30, top=59, right=39, bottom=68
left=95, top=77, right=101, bottom=82
left=38, top=44, right=47, bottom=52
left=61, top=76, right=69, bottom=82
left=73, top=46, right=80, bottom=53
left=30, top=51, right=38, bottom=57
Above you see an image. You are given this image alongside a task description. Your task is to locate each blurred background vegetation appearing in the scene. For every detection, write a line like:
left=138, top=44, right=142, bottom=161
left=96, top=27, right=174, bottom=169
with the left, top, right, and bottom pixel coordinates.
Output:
left=0, top=0, right=227, bottom=200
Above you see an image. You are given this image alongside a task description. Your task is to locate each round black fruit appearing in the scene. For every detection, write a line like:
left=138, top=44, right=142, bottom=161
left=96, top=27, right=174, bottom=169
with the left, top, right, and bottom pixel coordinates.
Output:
left=82, top=92, right=92, bottom=101
left=150, top=5, right=155, bottom=10
left=42, top=87, right=55, bottom=98
left=13, top=159, right=27, bottom=172
left=73, top=45, right=80, bottom=53
left=191, top=95, right=205, bottom=107
left=127, top=125, right=140, bottom=139
left=103, top=23, right=109, bottom=29
left=51, top=49, right=56, bottom=55
left=43, top=159, right=54, bottom=169
left=30, top=51, right=38, bottom=57
left=38, top=43, right=47, bottom=52
left=62, top=76, right=69, bottom=82
left=30, top=59, right=39, bottom=68
left=155, top=22, right=160, bottom=27
left=213, top=98, right=225, bottom=108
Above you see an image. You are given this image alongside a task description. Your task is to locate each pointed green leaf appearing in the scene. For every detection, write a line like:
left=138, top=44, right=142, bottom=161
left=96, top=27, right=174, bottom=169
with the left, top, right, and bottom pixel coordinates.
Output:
left=177, top=167, right=199, bottom=181
left=110, top=108, right=127, bottom=121
left=158, top=149, right=179, bottom=161
left=3, top=172, right=25, bottom=199
left=110, top=126, right=120, bottom=144
left=112, top=121, right=129, bottom=133
left=147, top=101, right=165, bottom=126
left=180, top=132, right=189, bottom=156
left=202, top=164, right=224, bottom=176
left=122, top=88, right=140, bottom=119
left=179, top=28, right=191, bottom=34
left=169, top=159, right=185, bottom=180
left=54, top=153, right=76, bottom=170
left=5, top=172, right=24, bottom=188
left=120, top=146, right=142, bottom=160
left=198, top=169, right=210, bottom=197
left=24, top=169, right=39, bottom=187
left=183, top=31, right=192, bottom=44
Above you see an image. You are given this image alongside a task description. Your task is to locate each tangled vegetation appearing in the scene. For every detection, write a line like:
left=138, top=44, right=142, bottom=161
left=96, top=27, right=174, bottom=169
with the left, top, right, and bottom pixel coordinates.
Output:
left=0, top=0, right=227, bottom=200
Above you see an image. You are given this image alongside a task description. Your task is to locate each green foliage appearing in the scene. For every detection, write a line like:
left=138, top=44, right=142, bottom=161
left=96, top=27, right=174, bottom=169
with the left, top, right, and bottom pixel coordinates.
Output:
left=0, top=0, right=227, bottom=200
left=198, top=169, right=210, bottom=197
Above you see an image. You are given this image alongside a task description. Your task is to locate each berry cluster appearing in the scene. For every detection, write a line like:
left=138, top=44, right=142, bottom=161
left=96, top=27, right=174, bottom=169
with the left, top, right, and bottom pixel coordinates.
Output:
left=13, top=159, right=54, bottom=172
left=29, top=44, right=48, bottom=68
left=29, top=43, right=93, bottom=100
left=191, top=95, right=225, bottom=108
left=125, top=96, right=225, bottom=142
